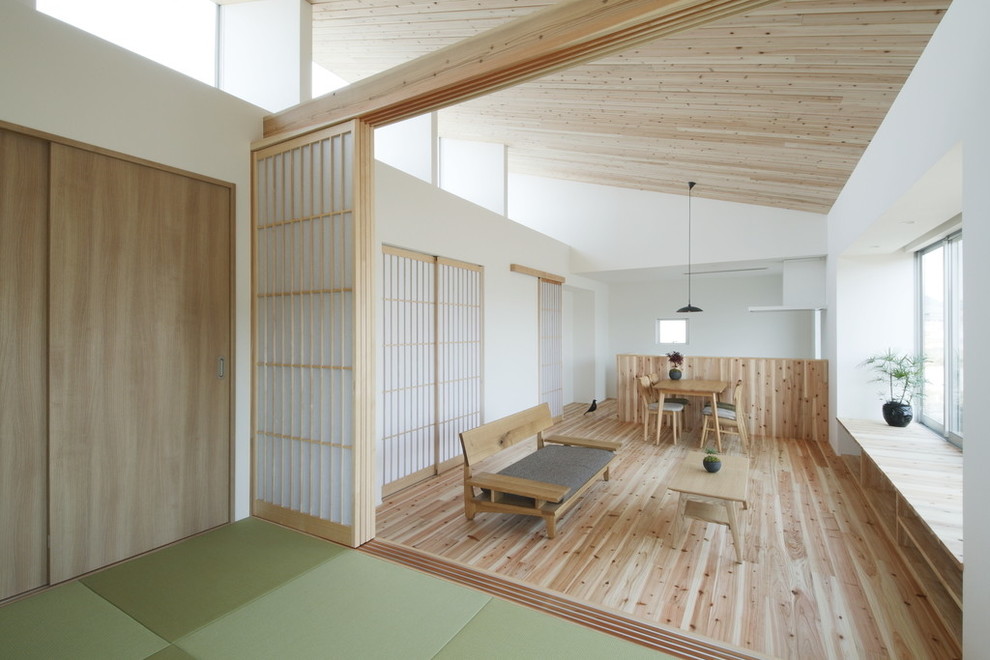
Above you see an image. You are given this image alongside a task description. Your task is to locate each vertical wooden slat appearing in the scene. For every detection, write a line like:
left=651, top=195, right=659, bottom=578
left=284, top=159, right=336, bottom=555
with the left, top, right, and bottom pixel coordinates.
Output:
left=350, top=119, right=375, bottom=542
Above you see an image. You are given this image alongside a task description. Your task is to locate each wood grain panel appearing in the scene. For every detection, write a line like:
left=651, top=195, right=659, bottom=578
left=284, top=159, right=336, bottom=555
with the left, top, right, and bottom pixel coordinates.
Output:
left=311, top=0, right=949, bottom=213
left=838, top=418, right=962, bottom=643
left=616, top=354, right=828, bottom=442
left=377, top=400, right=959, bottom=658
left=48, top=145, right=231, bottom=582
left=351, top=119, right=377, bottom=545
left=0, top=129, right=49, bottom=601
left=265, top=0, right=780, bottom=138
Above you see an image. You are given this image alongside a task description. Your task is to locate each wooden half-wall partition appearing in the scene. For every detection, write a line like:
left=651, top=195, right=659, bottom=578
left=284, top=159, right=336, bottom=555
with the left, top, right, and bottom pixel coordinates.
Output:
left=616, top=354, right=828, bottom=442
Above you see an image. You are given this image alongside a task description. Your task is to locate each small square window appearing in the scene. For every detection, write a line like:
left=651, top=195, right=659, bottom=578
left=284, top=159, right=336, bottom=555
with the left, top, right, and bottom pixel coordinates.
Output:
left=656, top=319, right=687, bottom=344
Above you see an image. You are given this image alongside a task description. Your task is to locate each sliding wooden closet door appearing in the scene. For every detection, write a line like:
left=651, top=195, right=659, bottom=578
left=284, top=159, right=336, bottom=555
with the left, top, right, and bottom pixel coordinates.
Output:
left=48, top=145, right=231, bottom=582
left=0, top=129, right=49, bottom=600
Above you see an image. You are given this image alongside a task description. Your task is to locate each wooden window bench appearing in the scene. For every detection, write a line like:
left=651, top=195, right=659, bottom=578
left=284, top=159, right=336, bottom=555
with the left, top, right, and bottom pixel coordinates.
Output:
left=459, top=404, right=620, bottom=538
left=838, top=418, right=962, bottom=646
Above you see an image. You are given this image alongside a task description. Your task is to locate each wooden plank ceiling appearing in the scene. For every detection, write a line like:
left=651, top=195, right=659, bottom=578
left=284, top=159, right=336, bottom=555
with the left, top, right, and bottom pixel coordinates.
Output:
left=311, top=0, right=950, bottom=214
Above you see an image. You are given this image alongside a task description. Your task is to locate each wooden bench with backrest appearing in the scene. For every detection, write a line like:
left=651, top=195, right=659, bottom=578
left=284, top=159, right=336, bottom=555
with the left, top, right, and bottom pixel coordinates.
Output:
left=458, top=403, right=621, bottom=538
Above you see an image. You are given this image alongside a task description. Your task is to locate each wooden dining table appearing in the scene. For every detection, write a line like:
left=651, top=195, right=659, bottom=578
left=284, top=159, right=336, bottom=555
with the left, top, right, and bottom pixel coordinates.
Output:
left=653, top=379, right=729, bottom=447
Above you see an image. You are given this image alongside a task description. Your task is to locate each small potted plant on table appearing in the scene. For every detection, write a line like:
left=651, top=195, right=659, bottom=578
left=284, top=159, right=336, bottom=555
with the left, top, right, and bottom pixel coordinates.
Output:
left=862, top=349, right=927, bottom=427
left=703, top=447, right=722, bottom=473
left=666, top=351, right=684, bottom=380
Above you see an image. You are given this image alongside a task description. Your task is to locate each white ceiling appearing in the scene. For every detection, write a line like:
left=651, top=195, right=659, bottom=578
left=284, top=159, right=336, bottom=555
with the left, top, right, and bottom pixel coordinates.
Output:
left=845, top=143, right=963, bottom=256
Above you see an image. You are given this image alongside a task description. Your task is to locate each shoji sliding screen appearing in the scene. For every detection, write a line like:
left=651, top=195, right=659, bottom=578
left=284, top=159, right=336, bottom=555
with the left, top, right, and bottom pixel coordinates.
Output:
left=539, top=278, right=564, bottom=419
left=253, top=121, right=375, bottom=546
left=436, top=258, right=484, bottom=463
left=382, top=248, right=436, bottom=493
left=382, top=247, right=482, bottom=495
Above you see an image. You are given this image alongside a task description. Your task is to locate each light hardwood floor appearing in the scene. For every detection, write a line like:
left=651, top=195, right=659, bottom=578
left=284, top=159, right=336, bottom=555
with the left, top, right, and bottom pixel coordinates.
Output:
left=376, top=400, right=958, bottom=659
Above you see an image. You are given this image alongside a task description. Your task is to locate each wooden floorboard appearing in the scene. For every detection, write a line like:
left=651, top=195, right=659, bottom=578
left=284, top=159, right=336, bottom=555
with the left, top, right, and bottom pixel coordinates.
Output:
left=375, top=400, right=960, bottom=659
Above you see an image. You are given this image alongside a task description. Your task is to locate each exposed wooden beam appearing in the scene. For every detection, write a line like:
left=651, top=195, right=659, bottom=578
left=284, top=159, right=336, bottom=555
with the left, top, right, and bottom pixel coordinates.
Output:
left=510, top=263, right=565, bottom=284
left=263, top=0, right=783, bottom=139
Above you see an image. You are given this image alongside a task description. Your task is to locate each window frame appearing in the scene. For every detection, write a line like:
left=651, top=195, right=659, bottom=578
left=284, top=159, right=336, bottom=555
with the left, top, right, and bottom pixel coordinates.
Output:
left=655, top=318, right=688, bottom=345
left=916, top=230, right=963, bottom=448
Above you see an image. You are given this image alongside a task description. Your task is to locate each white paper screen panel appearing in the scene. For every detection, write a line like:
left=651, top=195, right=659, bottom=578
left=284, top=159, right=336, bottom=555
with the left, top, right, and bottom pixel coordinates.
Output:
left=255, top=128, right=355, bottom=526
left=539, top=278, right=563, bottom=419
left=382, top=249, right=436, bottom=486
left=381, top=247, right=482, bottom=492
left=436, top=258, right=483, bottom=464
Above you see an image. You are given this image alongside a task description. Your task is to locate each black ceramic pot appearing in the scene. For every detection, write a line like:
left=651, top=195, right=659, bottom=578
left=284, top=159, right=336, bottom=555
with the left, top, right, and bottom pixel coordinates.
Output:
left=882, top=402, right=913, bottom=427
left=669, top=369, right=682, bottom=380
left=704, top=459, right=721, bottom=473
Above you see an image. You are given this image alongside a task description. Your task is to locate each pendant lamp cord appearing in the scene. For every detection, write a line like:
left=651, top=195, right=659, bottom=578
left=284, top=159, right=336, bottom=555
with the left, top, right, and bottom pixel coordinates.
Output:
left=687, top=181, right=696, bottom=305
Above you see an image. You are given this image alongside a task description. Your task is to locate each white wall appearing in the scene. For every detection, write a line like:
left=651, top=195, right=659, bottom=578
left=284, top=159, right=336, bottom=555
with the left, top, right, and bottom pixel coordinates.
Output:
left=565, top=286, right=597, bottom=405
left=607, top=273, right=815, bottom=396
left=509, top=173, right=826, bottom=274
left=782, top=258, right=826, bottom=308
left=376, top=162, right=610, bottom=426
left=0, top=0, right=266, bottom=520
left=834, top=253, right=914, bottom=444
left=375, top=114, right=436, bottom=184
left=219, top=0, right=312, bottom=112
left=823, top=0, right=990, bottom=653
left=440, top=138, right=508, bottom=216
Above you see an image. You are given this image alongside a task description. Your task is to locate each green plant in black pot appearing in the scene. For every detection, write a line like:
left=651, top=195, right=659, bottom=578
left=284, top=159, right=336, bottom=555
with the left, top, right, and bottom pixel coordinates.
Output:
left=703, top=447, right=721, bottom=473
left=862, top=349, right=927, bottom=427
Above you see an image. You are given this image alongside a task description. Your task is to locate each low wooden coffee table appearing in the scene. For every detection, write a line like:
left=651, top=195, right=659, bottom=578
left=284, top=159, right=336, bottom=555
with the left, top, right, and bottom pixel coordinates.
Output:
left=666, top=450, right=750, bottom=562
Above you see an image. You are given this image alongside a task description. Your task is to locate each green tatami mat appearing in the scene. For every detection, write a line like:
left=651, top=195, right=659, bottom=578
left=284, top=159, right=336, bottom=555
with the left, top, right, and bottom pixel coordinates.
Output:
left=436, top=598, right=673, bottom=659
left=176, top=551, right=491, bottom=659
left=82, top=517, right=344, bottom=642
left=0, top=581, right=167, bottom=660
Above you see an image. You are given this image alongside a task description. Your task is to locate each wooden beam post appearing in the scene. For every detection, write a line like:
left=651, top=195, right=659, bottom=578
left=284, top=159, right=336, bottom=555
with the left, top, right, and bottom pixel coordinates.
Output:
left=262, top=0, right=781, bottom=140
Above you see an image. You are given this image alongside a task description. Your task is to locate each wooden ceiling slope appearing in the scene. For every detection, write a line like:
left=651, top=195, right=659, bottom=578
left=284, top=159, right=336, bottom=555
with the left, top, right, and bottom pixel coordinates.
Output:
left=311, top=0, right=950, bottom=213
left=271, top=0, right=783, bottom=136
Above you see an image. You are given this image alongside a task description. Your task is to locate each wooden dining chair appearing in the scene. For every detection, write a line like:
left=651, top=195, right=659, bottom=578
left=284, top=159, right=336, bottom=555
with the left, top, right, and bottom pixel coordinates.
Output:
left=637, top=376, right=684, bottom=445
left=700, top=379, right=750, bottom=452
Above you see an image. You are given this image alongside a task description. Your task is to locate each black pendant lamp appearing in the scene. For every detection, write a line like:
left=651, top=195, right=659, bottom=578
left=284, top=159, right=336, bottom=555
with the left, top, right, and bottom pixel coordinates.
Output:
left=677, top=181, right=703, bottom=313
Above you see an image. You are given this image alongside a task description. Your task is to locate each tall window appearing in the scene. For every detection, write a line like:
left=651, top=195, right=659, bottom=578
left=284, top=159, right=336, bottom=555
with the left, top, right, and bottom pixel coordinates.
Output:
left=918, top=231, right=963, bottom=447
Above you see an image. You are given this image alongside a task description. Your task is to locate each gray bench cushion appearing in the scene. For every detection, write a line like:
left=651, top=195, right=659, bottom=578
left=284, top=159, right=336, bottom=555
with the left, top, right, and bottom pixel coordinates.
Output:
left=497, top=445, right=613, bottom=503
